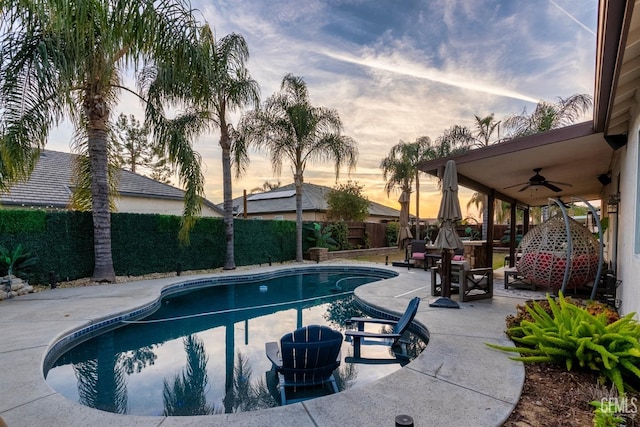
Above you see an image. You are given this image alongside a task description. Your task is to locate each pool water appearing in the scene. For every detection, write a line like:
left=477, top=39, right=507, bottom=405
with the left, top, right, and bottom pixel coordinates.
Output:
left=45, top=269, right=426, bottom=416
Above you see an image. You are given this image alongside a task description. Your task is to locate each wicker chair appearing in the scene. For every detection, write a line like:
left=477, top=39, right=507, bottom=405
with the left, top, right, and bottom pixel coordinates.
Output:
left=516, top=215, right=599, bottom=290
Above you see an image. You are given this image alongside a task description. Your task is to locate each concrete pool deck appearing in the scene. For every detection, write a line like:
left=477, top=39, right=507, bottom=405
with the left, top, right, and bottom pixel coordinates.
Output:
left=0, top=262, right=535, bottom=426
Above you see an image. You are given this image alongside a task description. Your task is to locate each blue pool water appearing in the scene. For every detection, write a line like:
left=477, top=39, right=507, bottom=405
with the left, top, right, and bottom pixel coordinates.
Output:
left=44, top=267, right=426, bottom=416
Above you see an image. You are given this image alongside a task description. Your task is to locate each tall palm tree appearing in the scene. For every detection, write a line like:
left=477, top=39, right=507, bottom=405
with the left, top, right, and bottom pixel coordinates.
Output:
left=381, top=142, right=414, bottom=246
left=187, top=26, right=260, bottom=270
left=237, top=74, right=358, bottom=262
left=442, top=114, right=501, bottom=235
left=503, top=94, right=592, bottom=138
left=0, top=0, right=206, bottom=282
left=381, top=138, right=433, bottom=239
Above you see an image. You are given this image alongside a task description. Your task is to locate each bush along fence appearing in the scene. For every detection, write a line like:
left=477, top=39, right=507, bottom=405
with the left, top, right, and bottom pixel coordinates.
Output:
left=0, top=210, right=297, bottom=285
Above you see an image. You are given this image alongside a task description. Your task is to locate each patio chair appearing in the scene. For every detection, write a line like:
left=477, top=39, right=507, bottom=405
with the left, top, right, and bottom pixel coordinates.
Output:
left=459, top=267, right=493, bottom=301
left=408, top=240, right=442, bottom=270
left=345, top=297, right=420, bottom=358
left=431, top=260, right=493, bottom=302
left=408, top=240, right=427, bottom=270
left=265, top=325, right=343, bottom=405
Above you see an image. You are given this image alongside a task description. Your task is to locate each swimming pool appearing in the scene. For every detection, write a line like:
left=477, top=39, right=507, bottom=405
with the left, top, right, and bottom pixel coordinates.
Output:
left=44, top=266, right=427, bottom=416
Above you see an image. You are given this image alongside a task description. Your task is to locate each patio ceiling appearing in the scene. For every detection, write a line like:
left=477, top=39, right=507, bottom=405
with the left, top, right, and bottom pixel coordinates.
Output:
left=595, top=0, right=640, bottom=136
left=420, top=0, right=638, bottom=209
left=418, top=122, right=613, bottom=208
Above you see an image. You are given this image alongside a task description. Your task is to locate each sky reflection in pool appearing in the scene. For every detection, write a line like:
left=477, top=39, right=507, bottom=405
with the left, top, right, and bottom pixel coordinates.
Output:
left=45, top=270, right=426, bottom=416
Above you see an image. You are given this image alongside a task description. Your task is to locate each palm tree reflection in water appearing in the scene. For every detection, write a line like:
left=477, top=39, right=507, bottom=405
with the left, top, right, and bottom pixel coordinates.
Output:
left=162, top=335, right=215, bottom=416
left=56, top=275, right=425, bottom=415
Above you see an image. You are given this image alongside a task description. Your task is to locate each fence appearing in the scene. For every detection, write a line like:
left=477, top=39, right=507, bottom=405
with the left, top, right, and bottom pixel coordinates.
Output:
left=0, top=210, right=296, bottom=285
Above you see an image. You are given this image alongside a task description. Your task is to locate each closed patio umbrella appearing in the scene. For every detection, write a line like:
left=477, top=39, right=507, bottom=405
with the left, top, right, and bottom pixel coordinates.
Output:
left=397, top=190, right=413, bottom=249
left=430, top=160, right=464, bottom=309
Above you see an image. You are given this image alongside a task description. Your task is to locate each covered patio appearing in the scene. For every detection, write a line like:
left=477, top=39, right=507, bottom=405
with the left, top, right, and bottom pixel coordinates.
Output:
left=419, top=122, right=613, bottom=275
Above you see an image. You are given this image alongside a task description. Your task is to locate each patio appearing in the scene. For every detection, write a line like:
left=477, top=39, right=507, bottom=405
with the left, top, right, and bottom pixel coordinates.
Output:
left=0, top=262, right=534, bottom=426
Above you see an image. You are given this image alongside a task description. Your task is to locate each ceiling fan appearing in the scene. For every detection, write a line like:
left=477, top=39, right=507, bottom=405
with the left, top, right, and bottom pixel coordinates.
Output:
left=504, top=168, right=572, bottom=193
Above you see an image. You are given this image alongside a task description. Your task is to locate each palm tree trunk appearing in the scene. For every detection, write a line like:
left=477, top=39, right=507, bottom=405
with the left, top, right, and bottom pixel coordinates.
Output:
left=415, top=173, right=420, bottom=239
left=221, top=136, right=236, bottom=270
left=87, top=94, right=116, bottom=282
left=294, top=174, right=303, bottom=262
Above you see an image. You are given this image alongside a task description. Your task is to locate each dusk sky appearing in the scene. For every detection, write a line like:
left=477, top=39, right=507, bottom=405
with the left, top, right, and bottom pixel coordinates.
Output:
left=46, top=0, right=598, bottom=219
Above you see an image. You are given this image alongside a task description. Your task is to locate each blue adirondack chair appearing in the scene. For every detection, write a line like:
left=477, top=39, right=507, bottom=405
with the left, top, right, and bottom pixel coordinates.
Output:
left=265, top=325, right=343, bottom=405
left=345, top=297, right=420, bottom=358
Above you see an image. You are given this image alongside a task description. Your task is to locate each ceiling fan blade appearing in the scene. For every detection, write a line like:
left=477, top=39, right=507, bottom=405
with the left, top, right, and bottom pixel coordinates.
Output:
left=543, top=182, right=562, bottom=192
left=518, top=184, right=531, bottom=192
left=504, top=182, right=527, bottom=189
left=548, top=180, right=573, bottom=187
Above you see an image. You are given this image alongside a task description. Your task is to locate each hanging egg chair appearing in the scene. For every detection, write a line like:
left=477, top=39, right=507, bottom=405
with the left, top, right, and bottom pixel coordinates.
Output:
left=516, top=214, right=600, bottom=290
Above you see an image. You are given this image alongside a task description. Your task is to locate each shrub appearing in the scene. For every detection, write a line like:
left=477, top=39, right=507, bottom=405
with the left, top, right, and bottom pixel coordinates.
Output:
left=505, top=298, right=620, bottom=335
left=386, top=222, right=399, bottom=247
left=488, top=292, right=640, bottom=395
left=331, top=221, right=350, bottom=250
left=590, top=400, right=625, bottom=427
left=0, top=244, right=38, bottom=279
left=305, top=222, right=337, bottom=250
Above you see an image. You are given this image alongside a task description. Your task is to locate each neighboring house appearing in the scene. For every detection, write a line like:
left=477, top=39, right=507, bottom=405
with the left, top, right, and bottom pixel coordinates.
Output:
left=226, top=182, right=404, bottom=223
left=419, top=1, right=640, bottom=317
left=0, top=150, right=223, bottom=217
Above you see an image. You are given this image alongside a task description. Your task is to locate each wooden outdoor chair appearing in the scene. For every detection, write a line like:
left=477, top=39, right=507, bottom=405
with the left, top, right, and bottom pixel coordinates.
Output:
left=265, top=325, right=343, bottom=405
left=431, top=260, right=493, bottom=302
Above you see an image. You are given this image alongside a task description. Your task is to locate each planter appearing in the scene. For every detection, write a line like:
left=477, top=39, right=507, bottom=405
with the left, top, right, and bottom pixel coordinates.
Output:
left=308, top=247, right=329, bottom=263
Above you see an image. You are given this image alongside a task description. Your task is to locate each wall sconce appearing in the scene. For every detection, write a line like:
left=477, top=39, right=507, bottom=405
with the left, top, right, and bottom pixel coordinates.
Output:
left=607, top=193, right=620, bottom=214
left=597, top=173, right=612, bottom=185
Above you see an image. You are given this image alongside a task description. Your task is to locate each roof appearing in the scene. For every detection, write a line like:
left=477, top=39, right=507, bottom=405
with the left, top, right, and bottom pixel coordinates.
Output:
left=0, top=150, right=223, bottom=214
left=228, top=182, right=402, bottom=219
left=418, top=1, right=640, bottom=209
left=418, top=122, right=612, bottom=207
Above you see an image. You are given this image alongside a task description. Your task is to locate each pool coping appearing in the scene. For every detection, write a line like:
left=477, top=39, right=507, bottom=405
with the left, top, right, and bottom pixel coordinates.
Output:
left=0, top=262, right=526, bottom=426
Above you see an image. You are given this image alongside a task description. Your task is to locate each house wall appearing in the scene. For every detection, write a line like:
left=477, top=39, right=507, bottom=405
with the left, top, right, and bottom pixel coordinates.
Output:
left=116, top=196, right=222, bottom=217
left=244, top=211, right=326, bottom=221
left=611, top=99, right=640, bottom=317
left=243, top=210, right=394, bottom=223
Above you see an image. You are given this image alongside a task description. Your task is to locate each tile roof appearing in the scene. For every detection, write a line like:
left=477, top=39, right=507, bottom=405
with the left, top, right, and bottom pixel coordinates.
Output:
left=0, top=150, right=222, bottom=213
left=227, top=182, right=402, bottom=219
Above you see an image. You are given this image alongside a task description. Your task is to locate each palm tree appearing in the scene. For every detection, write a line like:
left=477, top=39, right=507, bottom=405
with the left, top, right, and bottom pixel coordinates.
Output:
left=437, top=114, right=501, bottom=150
left=503, top=94, right=592, bottom=138
left=186, top=26, right=260, bottom=270
left=442, top=114, right=502, bottom=235
left=250, top=181, right=281, bottom=194
left=0, top=0, right=206, bottom=282
left=381, top=138, right=433, bottom=239
left=238, top=74, right=358, bottom=262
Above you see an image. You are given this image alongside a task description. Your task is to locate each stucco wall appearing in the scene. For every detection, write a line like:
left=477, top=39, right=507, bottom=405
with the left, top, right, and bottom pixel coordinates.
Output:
left=612, top=99, right=640, bottom=317
left=243, top=211, right=395, bottom=223
left=115, top=196, right=222, bottom=217
left=244, top=211, right=325, bottom=221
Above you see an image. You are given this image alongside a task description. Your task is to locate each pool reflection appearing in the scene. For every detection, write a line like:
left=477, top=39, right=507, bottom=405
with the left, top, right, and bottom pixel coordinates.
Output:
left=46, top=272, right=425, bottom=415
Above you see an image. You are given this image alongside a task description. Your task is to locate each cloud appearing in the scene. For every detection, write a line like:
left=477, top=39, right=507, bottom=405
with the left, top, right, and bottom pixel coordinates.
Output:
left=44, top=0, right=596, bottom=220
left=316, top=48, right=539, bottom=103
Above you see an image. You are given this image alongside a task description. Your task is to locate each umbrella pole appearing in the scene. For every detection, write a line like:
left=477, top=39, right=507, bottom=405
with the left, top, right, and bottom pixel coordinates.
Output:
left=441, top=249, right=451, bottom=298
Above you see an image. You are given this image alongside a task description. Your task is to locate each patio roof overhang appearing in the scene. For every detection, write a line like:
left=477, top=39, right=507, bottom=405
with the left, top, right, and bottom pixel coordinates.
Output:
left=419, top=0, right=639, bottom=210
left=418, top=122, right=613, bottom=208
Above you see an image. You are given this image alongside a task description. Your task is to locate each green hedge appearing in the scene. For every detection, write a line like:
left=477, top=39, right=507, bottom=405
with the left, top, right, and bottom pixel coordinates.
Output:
left=0, top=210, right=296, bottom=284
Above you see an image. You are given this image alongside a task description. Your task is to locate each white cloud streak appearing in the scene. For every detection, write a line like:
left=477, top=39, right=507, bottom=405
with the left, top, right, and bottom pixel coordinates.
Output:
left=316, top=49, right=540, bottom=103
